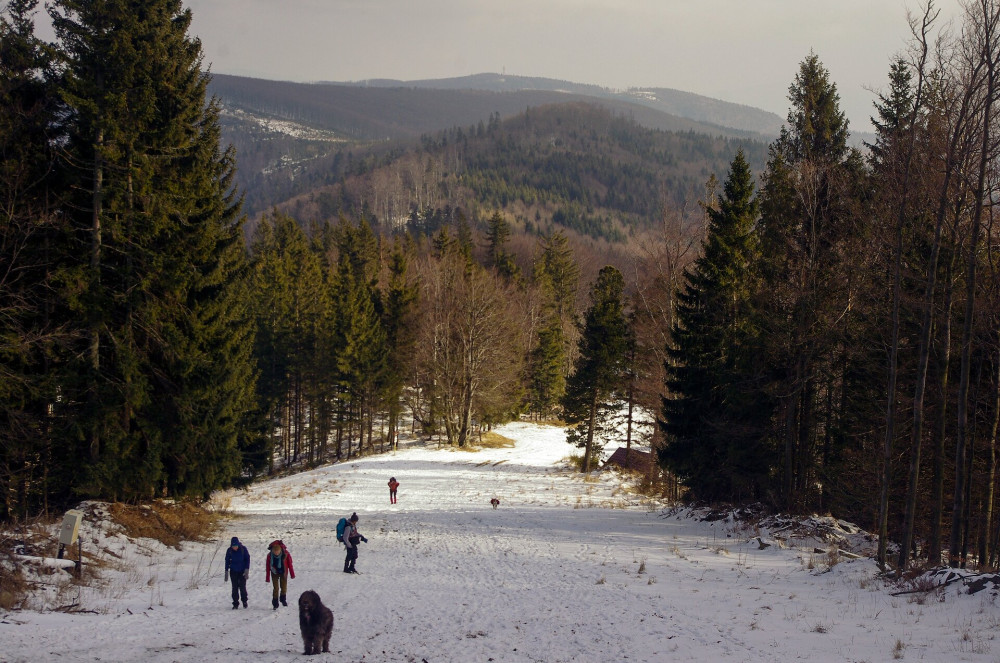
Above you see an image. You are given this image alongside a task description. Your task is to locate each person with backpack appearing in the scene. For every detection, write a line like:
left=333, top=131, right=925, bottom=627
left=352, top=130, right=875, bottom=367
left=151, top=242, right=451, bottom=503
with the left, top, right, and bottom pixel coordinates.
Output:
left=388, top=477, right=399, bottom=504
left=224, top=536, right=250, bottom=609
left=265, top=539, right=295, bottom=609
left=341, top=513, right=367, bottom=574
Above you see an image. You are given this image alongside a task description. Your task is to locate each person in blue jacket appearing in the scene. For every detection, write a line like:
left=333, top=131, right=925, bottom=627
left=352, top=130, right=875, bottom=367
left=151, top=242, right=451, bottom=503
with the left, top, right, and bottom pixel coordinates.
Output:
left=224, top=536, right=251, bottom=609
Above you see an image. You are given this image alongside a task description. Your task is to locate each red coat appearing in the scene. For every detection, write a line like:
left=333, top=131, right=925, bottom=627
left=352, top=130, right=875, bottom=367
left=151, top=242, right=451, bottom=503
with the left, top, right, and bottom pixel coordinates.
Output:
left=388, top=480, right=399, bottom=491
left=264, top=540, right=295, bottom=582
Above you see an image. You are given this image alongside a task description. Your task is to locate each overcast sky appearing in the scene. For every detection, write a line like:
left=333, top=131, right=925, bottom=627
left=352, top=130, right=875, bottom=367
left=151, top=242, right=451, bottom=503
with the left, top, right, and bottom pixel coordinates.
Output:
left=183, top=0, right=961, bottom=132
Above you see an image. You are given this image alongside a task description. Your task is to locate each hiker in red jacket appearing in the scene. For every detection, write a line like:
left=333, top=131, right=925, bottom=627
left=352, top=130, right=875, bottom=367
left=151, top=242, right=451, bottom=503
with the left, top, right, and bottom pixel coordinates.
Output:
left=388, top=477, right=399, bottom=504
left=265, top=539, right=295, bottom=610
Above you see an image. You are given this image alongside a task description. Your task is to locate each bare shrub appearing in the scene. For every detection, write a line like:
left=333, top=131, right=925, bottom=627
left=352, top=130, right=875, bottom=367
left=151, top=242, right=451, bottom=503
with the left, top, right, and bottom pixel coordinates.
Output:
left=897, top=572, right=944, bottom=605
left=0, top=517, right=63, bottom=609
left=0, top=557, right=27, bottom=610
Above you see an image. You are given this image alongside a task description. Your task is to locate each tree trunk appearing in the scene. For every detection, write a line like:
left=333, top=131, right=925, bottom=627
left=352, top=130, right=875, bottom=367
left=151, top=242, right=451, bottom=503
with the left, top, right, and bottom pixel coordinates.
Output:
left=339, top=398, right=346, bottom=460
left=88, top=125, right=103, bottom=463
left=950, top=15, right=996, bottom=564
left=928, top=248, right=957, bottom=564
left=458, top=374, right=473, bottom=448
left=877, top=209, right=903, bottom=569
left=625, top=379, right=634, bottom=466
left=783, top=394, right=797, bottom=510
left=901, top=77, right=976, bottom=566
left=879, top=8, right=933, bottom=570
left=980, top=317, right=1000, bottom=569
left=583, top=390, right=598, bottom=472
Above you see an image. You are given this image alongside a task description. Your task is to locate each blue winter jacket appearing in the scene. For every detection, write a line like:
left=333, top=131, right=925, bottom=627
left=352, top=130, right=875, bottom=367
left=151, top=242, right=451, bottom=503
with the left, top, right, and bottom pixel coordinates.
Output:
left=225, top=543, right=251, bottom=574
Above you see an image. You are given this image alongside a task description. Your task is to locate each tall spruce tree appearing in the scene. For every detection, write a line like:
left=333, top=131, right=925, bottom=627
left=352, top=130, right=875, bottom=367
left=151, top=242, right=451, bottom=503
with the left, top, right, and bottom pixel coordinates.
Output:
left=563, top=266, right=629, bottom=472
left=380, top=239, right=418, bottom=451
left=757, top=52, right=863, bottom=510
left=529, top=230, right=578, bottom=418
left=50, top=0, right=257, bottom=498
left=485, top=210, right=520, bottom=282
left=332, top=255, right=386, bottom=456
left=660, top=150, right=773, bottom=500
left=535, top=231, right=579, bottom=320
left=528, top=315, right=565, bottom=417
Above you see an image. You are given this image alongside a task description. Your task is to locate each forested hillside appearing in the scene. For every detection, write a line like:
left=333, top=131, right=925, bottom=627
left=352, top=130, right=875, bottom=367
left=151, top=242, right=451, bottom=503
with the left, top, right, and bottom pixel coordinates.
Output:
left=208, top=73, right=773, bottom=218
left=266, top=103, right=769, bottom=243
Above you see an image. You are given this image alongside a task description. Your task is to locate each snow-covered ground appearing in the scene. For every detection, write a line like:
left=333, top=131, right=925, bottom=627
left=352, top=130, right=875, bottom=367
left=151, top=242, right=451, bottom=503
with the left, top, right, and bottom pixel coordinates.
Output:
left=3, top=422, right=1000, bottom=662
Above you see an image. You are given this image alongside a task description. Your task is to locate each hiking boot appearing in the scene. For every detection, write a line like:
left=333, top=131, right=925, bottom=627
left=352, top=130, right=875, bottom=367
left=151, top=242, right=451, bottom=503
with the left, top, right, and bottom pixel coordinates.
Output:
left=232, top=603, right=238, bottom=610
left=242, top=600, right=248, bottom=608
left=280, top=595, right=287, bottom=607
left=272, top=597, right=279, bottom=610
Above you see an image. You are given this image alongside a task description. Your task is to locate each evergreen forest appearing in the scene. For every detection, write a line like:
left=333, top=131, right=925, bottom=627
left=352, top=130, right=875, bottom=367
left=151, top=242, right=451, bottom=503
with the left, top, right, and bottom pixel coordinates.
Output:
left=3, top=0, right=1000, bottom=574
left=224, top=99, right=770, bottom=234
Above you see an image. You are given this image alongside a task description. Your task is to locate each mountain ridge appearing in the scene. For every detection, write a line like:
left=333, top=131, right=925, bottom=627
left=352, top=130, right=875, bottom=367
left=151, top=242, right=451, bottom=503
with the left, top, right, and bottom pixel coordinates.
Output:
left=327, top=72, right=785, bottom=137
left=208, top=73, right=775, bottom=143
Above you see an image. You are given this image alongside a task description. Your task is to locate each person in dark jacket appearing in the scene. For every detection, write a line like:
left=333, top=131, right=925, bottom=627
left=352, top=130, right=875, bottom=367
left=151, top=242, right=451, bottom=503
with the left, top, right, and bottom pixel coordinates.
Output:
left=224, top=536, right=250, bottom=609
left=265, top=539, right=295, bottom=609
left=342, top=513, right=368, bottom=574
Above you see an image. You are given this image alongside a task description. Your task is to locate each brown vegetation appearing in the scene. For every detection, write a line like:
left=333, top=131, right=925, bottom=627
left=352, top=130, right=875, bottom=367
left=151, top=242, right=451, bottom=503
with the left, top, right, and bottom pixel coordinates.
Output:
left=107, top=501, right=225, bottom=550
left=475, top=431, right=516, bottom=449
left=0, top=532, right=29, bottom=610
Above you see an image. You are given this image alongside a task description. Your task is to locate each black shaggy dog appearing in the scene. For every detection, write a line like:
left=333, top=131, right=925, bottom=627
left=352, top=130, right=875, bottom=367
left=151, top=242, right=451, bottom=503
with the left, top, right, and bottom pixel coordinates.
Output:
left=298, top=590, right=334, bottom=655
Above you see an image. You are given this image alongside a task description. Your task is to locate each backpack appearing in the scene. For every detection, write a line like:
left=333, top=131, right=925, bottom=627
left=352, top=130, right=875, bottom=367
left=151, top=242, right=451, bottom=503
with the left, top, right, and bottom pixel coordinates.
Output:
left=336, top=517, right=348, bottom=543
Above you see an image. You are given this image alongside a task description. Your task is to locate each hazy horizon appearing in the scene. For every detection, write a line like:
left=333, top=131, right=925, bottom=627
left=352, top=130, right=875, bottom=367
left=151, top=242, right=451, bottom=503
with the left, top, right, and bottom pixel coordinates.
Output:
left=183, top=0, right=962, bottom=133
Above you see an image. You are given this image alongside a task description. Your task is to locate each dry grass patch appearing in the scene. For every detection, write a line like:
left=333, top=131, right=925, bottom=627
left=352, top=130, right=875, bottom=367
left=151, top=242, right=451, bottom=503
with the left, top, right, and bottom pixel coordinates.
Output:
left=476, top=431, right=516, bottom=448
left=625, top=475, right=676, bottom=502
left=563, top=454, right=585, bottom=471
left=108, top=500, right=225, bottom=549
left=531, top=417, right=568, bottom=427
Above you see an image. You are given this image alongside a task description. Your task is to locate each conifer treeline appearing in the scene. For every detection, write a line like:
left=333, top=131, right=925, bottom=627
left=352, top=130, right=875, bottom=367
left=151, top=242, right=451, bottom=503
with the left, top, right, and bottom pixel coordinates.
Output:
left=662, top=1, right=1000, bottom=570
left=1, top=0, right=261, bottom=518
left=246, top=210, right=580, bottom=467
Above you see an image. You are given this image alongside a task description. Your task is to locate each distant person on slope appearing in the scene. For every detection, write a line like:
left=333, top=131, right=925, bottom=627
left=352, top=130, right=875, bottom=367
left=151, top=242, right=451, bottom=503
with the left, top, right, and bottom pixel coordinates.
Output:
left=265, top=539, right=295, bottom=609
left=343, top=513, right=368, bottom=574
left=388, top=477, right=399, bottom=504
left=224, top=536, right=250, bottom=609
